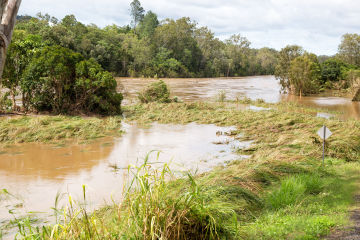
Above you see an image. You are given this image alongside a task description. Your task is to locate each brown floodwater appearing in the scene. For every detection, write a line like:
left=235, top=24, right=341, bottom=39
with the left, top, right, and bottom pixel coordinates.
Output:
left=118, top=75, right=360, bottom=120
left=0, top=123, right=250, bottom=230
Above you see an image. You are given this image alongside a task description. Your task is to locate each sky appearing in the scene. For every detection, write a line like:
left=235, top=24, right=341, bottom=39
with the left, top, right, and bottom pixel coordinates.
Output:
left=18, top=0, right=360, bottom=56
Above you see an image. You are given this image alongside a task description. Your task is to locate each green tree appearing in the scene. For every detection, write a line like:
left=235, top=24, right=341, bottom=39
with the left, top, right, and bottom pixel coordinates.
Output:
left=138, top=11, right=159, bottom=39
left=121, top=33, right=153, bottom=76
left=289, top=53, right=321, bottom=96
left=150, top=47, right=187, bottom=77
left=194, top=27, right=226, bottom=77
left=255, top=47, right=278, bottom=75
left=154, top=17, right=202, bottom=75
left=23, top=46, right=82, bottom=113
left=2, top=31, right=43, bottom=110
left=338, top=33, right=360, bottom=67
left=275, top=45, right=304, bottom=92
left=23, top=46, right=122, bottom=114
left=225, top=34, right=251, bottom=76
left=130, top=0, right=145, bottom=30
left=321, top=58, right=344, bottom=82
left=75, top=59, right=123, bottom=114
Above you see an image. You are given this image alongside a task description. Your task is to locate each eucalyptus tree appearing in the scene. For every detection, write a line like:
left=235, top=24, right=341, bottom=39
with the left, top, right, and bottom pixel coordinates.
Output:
left=275, top=45, right=304, bottom=92
left=288, top=53, right=321, bottom=96
left=338, top=33, right=360, bottom=67
left=130, top=0, right=145, bottom=30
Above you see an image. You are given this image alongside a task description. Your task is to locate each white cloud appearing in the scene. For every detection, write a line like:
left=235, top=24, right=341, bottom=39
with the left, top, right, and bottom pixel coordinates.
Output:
left=18, top=0, right=360, bottom=55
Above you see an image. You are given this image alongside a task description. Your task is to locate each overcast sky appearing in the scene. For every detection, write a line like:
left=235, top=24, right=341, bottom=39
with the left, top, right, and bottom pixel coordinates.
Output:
left=19, top=0, right=360, bottom=55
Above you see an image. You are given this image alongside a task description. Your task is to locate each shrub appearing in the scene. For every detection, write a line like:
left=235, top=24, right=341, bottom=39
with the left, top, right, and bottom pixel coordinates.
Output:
left=138, top=80, right=171, bottom=103
left=22, top=46, right=122, bottom=114
left=75, top=59, right=123, bottom=114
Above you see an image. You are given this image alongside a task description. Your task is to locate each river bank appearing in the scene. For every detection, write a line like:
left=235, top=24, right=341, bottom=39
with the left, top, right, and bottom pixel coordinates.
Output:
left=0, top=100, right=359, bottom=239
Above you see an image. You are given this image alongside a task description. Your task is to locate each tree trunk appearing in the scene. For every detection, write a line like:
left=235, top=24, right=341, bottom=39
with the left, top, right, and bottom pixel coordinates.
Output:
left=0, top=0, right=22, bottom=78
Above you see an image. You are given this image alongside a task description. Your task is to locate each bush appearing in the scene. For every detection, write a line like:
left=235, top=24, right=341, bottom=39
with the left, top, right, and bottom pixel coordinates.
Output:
left=22, top=46, right=122, bottom=114
left=138, top=80, right=171, bottom=103
left=321, top=58, right=344, bottom=82
left=75, top=59, right=123, bottom=114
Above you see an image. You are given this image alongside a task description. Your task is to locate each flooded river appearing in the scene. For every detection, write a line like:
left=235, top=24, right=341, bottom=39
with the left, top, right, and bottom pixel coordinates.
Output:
left=0, top=123, right=249, bottom=231
left=119, top=75, right=360, bottom=120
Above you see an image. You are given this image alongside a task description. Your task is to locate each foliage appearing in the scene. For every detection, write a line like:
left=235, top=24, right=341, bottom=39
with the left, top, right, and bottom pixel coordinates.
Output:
left=338, top=33, right=360, bottom=67
left=2, top=31, right=43, bottom=110
left=137, top=11, right=159, bottom=39
left=345, top=69, right=360, bottom=87
left=138, top=80, right=171, bottom=103
left=288, top=53, right=322, bottom=95
left=21, top=46, right=122, bottom=114
left=275, top=45, right=303, bottom=92
left=75, top=59, right=123, bottom=114
left=321, top=58, right=344, bottom=82
left=7, top=10, right=278, bottom=82
left=130, top=0, right=145, bottom=29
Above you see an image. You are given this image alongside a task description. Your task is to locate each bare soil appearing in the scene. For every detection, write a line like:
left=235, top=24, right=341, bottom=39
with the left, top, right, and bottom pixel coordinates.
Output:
left=326, top=195, right=360, bottom=240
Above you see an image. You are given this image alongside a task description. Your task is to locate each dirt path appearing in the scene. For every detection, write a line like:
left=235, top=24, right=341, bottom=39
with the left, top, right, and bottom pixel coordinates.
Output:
left=326, top=195, right=360, bottom=240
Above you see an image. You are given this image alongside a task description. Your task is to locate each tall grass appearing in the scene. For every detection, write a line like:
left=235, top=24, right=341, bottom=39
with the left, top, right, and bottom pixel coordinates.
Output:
left=267, top=174, right=324, bottom=210
left=12, top=152, right=237, bottom=239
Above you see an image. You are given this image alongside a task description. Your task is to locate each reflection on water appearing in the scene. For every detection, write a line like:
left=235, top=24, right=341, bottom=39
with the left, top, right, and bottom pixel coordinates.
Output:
left=0, top=123, right=249, bottom=225
left=119, top=76, right=360, bottom=120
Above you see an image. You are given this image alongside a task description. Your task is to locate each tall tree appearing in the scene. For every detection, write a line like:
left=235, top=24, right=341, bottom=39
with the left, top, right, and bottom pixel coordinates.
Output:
left=138, top=11, right=159, bottom=39
left=275, top=45, right=303, bottom=92
left=154, top=17, right=202, bottom=75
left=289, top=53, right=321, bottom=96
left=225, top=34, right=251, bottom=76
left=130, top=0, right=145, bottom=30
left=338, top=33, right=360, bottom=67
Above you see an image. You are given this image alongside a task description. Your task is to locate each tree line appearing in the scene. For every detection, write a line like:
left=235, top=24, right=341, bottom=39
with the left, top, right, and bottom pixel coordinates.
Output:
left=0, top=0, right=359, bottom=114
left=276, top=34, right=360, bottom=96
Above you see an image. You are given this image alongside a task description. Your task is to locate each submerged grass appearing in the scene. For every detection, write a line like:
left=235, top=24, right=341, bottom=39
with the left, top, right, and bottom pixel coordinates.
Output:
left=3, top=100, right=360, bottom=239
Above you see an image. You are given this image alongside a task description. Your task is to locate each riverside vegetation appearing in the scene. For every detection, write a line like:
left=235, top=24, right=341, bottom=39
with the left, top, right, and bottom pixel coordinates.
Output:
left=1, top=94, right=360, bottom=239
left=1, top=0, right=360, bottom=113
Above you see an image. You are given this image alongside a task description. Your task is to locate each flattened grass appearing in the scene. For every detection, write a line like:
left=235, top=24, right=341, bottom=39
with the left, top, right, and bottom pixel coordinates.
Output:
left=0, top=115, right=123, bottom=145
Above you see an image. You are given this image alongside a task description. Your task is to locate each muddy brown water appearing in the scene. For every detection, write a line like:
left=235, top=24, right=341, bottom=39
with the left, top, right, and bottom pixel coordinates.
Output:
left=0, top=123, right=250, bottom=232
left=119, top=75, right=360, bottom=120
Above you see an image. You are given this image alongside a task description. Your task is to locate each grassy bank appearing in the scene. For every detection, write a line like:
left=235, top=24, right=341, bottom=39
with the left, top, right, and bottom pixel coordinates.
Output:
left=0, top=115, right=123, bottom=146
left=2, top=101, right=360, bottom=239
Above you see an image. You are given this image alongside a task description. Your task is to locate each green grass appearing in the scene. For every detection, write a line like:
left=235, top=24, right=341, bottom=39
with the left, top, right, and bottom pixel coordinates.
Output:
left=242, top=161, right=360, bottom=240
